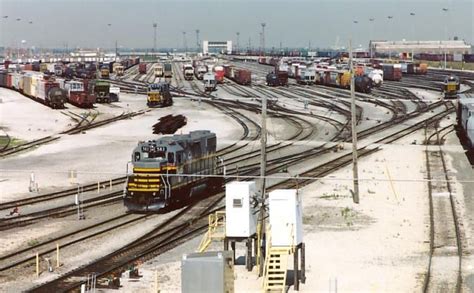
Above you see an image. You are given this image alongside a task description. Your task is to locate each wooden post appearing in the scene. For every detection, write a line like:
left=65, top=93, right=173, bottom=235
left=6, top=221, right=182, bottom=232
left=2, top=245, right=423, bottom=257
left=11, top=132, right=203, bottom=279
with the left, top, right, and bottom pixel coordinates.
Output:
left=294, top=247, right=299, bottom=291
left=349, top=39, right=360, bottom=204
left=155, top=270, right=160, bottom=293
left=246, top=237, right=252, bottom=271
left=301, top=243, right=306, bottom=283
left=224, top=238, right=229, bottom=251
left=97, top=181, right=100, bottom=194
left=56, top=243, right=60, bottom=268
left=36, top=253, right=40, bottom=277
left=231, top=241, right=236, bottom=263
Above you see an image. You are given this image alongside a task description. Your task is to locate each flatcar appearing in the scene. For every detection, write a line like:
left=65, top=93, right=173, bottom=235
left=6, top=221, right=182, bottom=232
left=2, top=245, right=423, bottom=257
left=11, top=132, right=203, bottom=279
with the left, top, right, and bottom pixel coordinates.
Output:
left=443, top=75, right=460, bottom=99
left=203, top=72, right=217, bottom=91
left=124, top=130, right=224, bottom=212
left=147, top=82, right=173, bottom=107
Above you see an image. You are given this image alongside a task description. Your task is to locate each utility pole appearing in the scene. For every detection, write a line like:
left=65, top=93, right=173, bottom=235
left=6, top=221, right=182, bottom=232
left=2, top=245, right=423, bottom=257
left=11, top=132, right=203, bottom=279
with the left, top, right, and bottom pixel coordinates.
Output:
left=236, top=32, right=240, bottom=54
left=257, top=94, right=267, bottom=276
left=182, top=31, right=187, bottom=54
left=349, top=40, right=360, bottom=204
left=195, top=29, right=200, bottom=52
left=153, top=23, right=157, bottom=53
left=260, top=23, right=266, bottom=56
left=115, top=40, right=118, bottom=62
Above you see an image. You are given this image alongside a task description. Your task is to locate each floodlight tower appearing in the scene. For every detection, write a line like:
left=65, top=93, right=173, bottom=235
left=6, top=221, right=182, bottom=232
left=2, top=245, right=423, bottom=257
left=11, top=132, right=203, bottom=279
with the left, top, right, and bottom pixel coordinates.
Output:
left=261, top=23, right=266, bottom=56
left=195, top=29, right=200, bottom=52
left=153, top=23, right=157, bottom=53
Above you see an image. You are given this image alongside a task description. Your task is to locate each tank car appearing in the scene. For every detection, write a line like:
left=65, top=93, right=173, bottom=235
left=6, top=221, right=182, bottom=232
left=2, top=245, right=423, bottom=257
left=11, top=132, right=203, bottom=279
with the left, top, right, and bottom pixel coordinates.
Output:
left=443, top=75, right=460, bottom=99
left=147, top=82, right=173, bottom=107
left=124, top=130, right=224, bottom=212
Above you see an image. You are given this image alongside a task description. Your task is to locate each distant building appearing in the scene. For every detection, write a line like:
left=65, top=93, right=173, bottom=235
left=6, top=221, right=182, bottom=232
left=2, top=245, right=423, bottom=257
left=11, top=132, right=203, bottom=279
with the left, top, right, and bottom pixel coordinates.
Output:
left=370, top=40, right=471, bottom=55
left=203, top=41, right=232, bottom=55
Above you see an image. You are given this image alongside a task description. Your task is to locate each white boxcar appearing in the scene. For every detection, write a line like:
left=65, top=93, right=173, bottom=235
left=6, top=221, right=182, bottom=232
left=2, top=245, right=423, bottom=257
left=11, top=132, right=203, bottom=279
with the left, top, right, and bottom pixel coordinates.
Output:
left=269, top=189, right=303, bottom=247
left=225, top=181, right=257, bottom=238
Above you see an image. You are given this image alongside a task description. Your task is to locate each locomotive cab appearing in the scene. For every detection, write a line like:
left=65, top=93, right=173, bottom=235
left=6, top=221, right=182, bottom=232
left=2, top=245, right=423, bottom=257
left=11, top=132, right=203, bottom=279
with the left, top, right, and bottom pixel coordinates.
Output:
left=147, top=82, right=172, bottom=107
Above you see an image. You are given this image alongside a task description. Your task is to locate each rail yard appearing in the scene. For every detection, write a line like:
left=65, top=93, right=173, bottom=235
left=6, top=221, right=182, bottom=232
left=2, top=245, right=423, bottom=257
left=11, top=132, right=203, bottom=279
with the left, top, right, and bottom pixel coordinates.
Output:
left=1, top=1, right=474, bottom=292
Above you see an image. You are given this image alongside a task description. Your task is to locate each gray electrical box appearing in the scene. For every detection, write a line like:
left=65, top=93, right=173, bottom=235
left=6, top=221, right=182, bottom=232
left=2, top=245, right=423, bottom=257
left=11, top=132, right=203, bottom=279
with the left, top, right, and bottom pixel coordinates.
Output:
left=181, top=251, right=234, bottom=293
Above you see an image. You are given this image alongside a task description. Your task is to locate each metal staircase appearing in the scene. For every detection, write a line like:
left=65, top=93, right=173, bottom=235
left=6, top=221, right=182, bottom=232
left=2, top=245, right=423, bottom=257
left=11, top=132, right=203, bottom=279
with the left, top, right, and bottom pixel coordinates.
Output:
left=263, top=247, right=291, bottom=292
left=197, top=211, right=226, bottom=253
left=263, top=225, right=294, bottom=292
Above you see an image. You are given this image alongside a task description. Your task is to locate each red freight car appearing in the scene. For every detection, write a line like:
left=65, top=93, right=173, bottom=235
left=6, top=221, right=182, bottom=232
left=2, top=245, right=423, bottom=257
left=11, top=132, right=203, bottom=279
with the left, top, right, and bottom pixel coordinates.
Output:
left=64, top=79, right=95, bottom=108
left=213, top=65, right=225, bottom=83
left=234, top=69, right=251, bottom=85
left=139, top=63, right=147, bottom=74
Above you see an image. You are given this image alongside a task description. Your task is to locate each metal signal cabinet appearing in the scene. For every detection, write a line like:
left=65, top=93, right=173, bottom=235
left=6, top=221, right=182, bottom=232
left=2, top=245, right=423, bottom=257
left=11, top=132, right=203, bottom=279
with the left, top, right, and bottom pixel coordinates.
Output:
left=181, top=251, right=234, bottom=293
left=269, top=189, right=303, bottom=247
left=225, top=181, right=257, bottom=238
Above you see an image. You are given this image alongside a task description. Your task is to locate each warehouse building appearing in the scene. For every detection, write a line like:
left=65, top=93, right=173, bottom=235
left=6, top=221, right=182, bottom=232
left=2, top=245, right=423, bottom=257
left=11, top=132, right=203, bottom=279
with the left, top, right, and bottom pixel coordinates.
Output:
left=370, top=40, right=471, bottom=55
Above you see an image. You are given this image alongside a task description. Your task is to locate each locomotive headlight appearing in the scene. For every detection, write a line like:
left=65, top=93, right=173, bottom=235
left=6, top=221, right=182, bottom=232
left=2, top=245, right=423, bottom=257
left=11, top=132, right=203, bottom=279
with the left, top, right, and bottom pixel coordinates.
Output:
left=153, top=192, right=156, bottom=196
left=131, top=192, right=134, bottom=195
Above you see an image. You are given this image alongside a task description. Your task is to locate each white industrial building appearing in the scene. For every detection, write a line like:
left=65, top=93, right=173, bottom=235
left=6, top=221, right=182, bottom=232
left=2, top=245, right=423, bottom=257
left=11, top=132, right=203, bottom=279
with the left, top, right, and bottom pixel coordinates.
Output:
left=370, top=40, right=472, bottom=55
left=202, top=40, right=233, bottom=55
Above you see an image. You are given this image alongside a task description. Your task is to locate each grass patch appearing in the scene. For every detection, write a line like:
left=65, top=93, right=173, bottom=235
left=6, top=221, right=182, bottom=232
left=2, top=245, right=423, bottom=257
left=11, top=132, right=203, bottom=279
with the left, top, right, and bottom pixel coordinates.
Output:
left=319, top=193, right=343, bottom=200
left=424, top=60, right=474, bottom=71
left=0, top=135, right=25, bottom=148
left=27, top=239, right=39, bottom=246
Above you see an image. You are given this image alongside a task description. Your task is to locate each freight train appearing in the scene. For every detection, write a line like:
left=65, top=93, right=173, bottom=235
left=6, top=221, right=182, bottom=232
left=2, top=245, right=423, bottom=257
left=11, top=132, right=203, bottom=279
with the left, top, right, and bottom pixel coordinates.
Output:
left=443, top=75, right=460, bottom=99
left=315, top=68, right=373, bottom=93
left=124, top=130, right=224, bottom=212
left=0, top=70, right=67, bottom=108
left=457, top=94, right=474, bottom=148
left=146, top=82, right=173, bottom=107
left=266, top=71, right=288, bottom=86
left=223, top=65, right=251, bottom=85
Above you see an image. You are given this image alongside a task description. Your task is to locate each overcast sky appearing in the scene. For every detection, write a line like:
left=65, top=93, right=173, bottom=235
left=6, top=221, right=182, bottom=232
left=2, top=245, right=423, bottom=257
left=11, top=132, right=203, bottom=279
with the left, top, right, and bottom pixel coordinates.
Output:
left=0, top=0, right=472, bottom=50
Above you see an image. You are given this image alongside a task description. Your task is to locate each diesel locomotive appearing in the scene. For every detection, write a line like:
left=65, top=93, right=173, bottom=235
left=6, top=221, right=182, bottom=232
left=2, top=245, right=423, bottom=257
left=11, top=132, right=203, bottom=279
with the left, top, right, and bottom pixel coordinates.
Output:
left=443, top=75, right=460, bottom=99
left=124, top=130, right=224, bottom=212
left=146, top=82, right=173, bottom=107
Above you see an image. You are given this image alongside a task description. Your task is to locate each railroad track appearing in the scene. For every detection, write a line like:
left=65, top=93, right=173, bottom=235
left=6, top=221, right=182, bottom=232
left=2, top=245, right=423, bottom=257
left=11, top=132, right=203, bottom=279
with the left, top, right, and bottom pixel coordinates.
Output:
left=0, top=190, right=123, bottom=230
left=0, top=110, right=148, bottom=158
left=422, top=124, right=463, bottom=292
left=29, top=95, right=454, bottom=292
